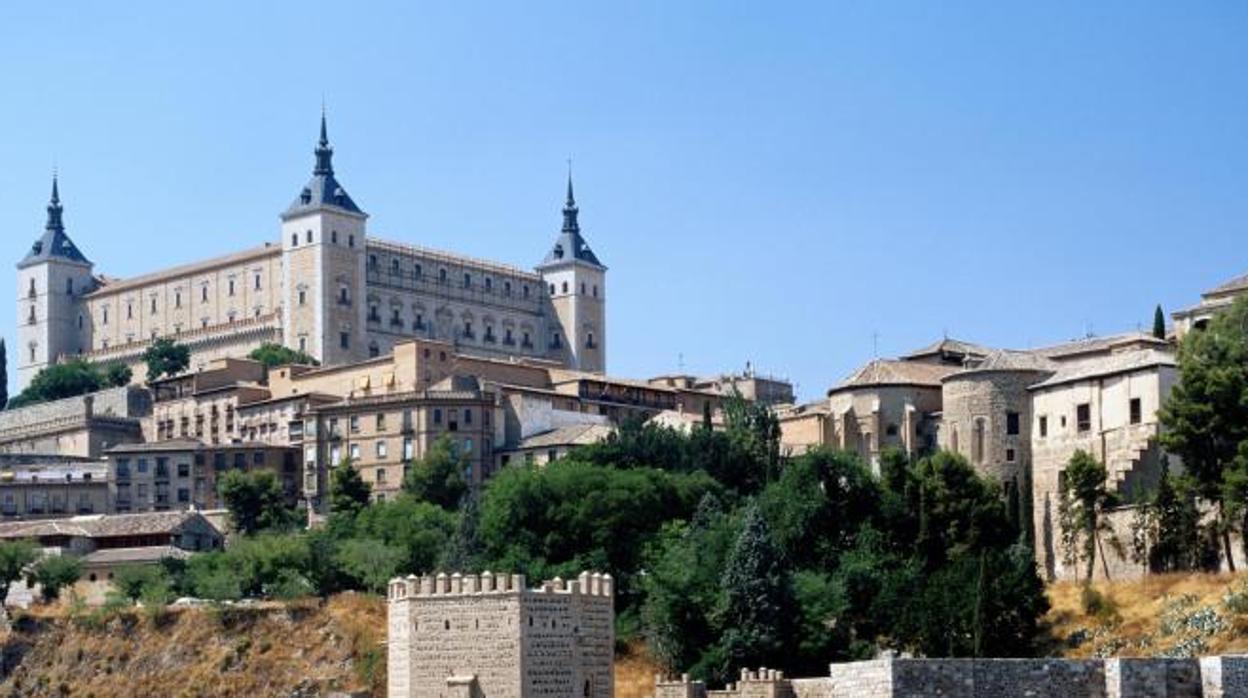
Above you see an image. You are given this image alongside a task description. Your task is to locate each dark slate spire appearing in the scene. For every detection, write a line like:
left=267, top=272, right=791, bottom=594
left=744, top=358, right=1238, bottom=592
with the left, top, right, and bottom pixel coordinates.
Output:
left=562, top=167, right=580, bottom=234
left=46, top=173, right=64, bottom=233
left=314, top=108, right=334, bottom=176
left=283, top=108, right=364, bottom=219
left=19, top=173, right=91, bottom=269
left=539, top=168, right=603, bottom=269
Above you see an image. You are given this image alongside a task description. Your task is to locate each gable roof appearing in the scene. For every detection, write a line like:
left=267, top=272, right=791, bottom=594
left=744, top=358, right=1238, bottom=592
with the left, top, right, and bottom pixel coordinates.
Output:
left=1028, top=348, right=1176, bottom=391
left=0, top=510, right=210, bottom=540
left=900, top=338, right=993, bottom=361
left=1204, top=272, right=1248, bottom=299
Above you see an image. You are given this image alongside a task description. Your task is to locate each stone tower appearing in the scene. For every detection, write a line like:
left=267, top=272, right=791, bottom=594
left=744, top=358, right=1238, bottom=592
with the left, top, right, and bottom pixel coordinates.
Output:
left=537, top=172, right=607, bottom=373
left=16, top=175, right=95, bottom=390
left=387, top=570, right=615, bottom=698
left=281, top=111, right=368, bottom=366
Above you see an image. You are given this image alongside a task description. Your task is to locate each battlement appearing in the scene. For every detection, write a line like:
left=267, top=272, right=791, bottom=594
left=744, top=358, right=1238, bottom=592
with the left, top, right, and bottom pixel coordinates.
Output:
left=387, top=570, right=614, bottom=601
left=654, top=668, right=791, bottom=698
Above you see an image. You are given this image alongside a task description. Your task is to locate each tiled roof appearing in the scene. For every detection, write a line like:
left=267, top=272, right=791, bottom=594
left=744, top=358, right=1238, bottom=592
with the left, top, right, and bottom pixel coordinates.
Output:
left=84, top=245, right=280, bottom=298
left=829, top=359, right=955, bottom=395
left=81, top=545, right=190, bottom=566
left=1029, top=332, right=1169, bottom=360
left=1028, top=348, right=1176, bottom=391
left=515, top=424, right=616, bottom=450
left=1204, top=272, right=1248, bottom=298
left=901, top=338, right=993, bottom=360
left=0, top=510, right=202, bottom=540
left=950, top=350, right=1057, bottom=378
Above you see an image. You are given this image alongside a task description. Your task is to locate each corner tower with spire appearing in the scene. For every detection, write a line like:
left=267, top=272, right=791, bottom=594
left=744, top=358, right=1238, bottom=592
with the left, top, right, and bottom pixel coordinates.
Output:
left=537, top=167, right=607, bottom=373
left=280, top=110, right=369, bottom=366
left=16, top=174, right=96, bottom=390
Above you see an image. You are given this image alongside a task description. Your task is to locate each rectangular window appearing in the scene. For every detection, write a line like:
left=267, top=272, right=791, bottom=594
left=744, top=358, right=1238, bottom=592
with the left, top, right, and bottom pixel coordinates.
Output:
left=1038, top=416, right=1048, bottom=439
left=1006, top=411, right=1020, bottom=436
left=349, top=444, right=361, bottom=460
left=350, top=416, right=360, bottom=433
left=340, top=332, right=350, bottom=349
left=1006, top=448, right=1016, bottom=462
left=434, top=408, right=442, bottom=425
left=464, top=409, right=473, bottom=425
left=376, top=441, right=388, bottom=458
left=177, top=462, right=190, bottom=478
left=1129, top=398, right=1142, bottom=425
left=376, top=413, right=387, bottom=431
left=403, top=437, right=414, bottom=460
left=376, top=468, right=386, bottom=484
left=1076, top=403, right=1091, bottom=433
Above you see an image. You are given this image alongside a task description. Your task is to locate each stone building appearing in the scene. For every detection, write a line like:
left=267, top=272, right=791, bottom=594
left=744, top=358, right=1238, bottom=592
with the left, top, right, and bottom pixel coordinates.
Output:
left=0, top=460, right=109, bottom=520
left=938, top=350, right=1057, bottom=496
left=105, top=439, right=300, bottom=514
left=824, top=359, right=953, bottom=470
left=387, top=570, right=614, bottom=698
left=149, top=357, right=270, bottom=444
left=1172, top=270, right=1248, bottom=338
left=16, top=113, right=608, bottom=390
left=0, top=385, right=149, bottom=458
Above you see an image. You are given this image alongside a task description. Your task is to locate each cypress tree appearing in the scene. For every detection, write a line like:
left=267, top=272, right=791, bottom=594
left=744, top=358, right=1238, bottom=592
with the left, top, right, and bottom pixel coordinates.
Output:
left=715, top=505, right=793, bottom=678
left=1153, top=304, right=1166, bottom=339
left=0, top=338, right=7, bottom=409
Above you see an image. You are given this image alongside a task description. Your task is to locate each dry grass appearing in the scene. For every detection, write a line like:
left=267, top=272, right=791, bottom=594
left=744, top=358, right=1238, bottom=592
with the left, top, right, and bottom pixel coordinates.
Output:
left=0, top=594, right=660, bottom=697
left=1046, top=571, right=1248, bottom=658
left=615, top=643, right=662, bottom=698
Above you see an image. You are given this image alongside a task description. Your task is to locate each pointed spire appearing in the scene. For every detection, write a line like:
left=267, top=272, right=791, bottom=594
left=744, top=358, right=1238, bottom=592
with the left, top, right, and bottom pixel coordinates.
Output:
left=313, top=107, right=334, bottom=176
left=45, top=171, right=64, bottom=233
left=562, top=162, right=579, bottom=235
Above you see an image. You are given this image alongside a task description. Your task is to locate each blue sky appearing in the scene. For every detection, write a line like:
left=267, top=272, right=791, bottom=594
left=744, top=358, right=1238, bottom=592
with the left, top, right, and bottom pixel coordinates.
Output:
left=0, top=2, right=1245, bottom=401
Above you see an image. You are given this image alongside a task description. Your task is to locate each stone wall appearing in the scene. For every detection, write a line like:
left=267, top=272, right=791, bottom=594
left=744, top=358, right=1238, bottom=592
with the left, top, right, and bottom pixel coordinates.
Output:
left=387, top=570, right=613, bottom=698
left=0, top=386, right=149, bottom=458
left=653, top=658, right=1248, bottom=698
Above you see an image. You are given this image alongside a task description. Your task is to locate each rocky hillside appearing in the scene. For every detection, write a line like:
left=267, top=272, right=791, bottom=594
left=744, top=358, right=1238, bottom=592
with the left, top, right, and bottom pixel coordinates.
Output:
left=1046, top=572, right=1248, bottom=659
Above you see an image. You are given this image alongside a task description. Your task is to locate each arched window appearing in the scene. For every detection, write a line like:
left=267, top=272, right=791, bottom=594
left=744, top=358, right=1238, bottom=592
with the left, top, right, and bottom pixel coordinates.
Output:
left=463, top=273, right=471, bottom=289
left=561, top=281, right=568, bottom=294
left=440, top=268, right=448, bottom=284
left=66, top=278, right=74, bottom=295
left=291, top=233, right=298, bottom=247
left=331, top=230, right=338, bottom=244
left=305, top=230, right=313, bottom=244
left=392, top=259, right=401, bottom=275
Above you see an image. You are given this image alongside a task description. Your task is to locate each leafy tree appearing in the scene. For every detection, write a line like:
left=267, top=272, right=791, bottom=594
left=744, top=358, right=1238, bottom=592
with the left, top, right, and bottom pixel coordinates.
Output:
left=713, top=504, right=794, bottom=682
left=0, top=338, right=8, bottom=409
left=480, top=459, right=718, bottom=609
left=0, top=539, right=40, bottom=602
left=446, top=491, right=484, bottom=571
left=112, top=564, right=171, bottom=602
left=248, top=342, right=319, bottom=369
left=218, top=469, right=296, bottom=535
left=1159, top=294, right=1248, bottom=568
left=403, top=435, right=467, bottom=509
left=1057, top=450, right=1118, bottom=581
left=355, top=496, right=457, bottom=575
left=1153, top=304, right=1167, bottom=339
left=722, top=392, right=782, bottom=488
left=27, top=554, right=83, bottom=602
left=1131, top=463, right=1217, bottom=573
left=141, top=338, right=191, bottom=383
left=103, top=362, right=132, bottom=387
left=334, top=538, right=405, bottom=593
left=328, top=459, right=372, bottom=531
left=7, top=359, right=109, bottom=408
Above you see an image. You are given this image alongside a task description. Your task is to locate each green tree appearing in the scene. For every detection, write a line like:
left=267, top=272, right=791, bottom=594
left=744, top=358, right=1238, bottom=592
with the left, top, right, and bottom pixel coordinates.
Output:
left=218, top=469, right=295, bottom=535
left=403, top=435, right=467, bottom=509
left=0, top=338, right=8, bottom=409
left=7, top=359, right=107, bottom=408
left=27, top=554, right=83, bottom=603
left=248, top=342, right=319, bottom=369
left=355, top=496, right=457, bottom=574
left=103, top=362, right=132, bottom=387
left=112, top=564, right=171, bottom=602
left=0, top=539, right=40, bottom=602
left=446, top=491, right=483, bottom=571
left=328, top=459, right=372, bottom=531
left=1057, top=450, right=1118, bottom=581
left=713, top=504, right=794, bottom=682
left=1158, top=295, right=1248, bottom=568
left=334, top=538, right=405, bottom=593
left=141, top=338, right=191, bottom=383
left=1131, top=463, right=1215, bottom=573
left=1153, top=304, right=1167, bottom=339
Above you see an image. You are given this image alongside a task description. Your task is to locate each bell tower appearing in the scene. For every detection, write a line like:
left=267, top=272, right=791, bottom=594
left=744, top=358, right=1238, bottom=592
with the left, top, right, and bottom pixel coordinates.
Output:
left=537, top=170, right=606, bottom=373
left=16, top=175, right=94, bottom=390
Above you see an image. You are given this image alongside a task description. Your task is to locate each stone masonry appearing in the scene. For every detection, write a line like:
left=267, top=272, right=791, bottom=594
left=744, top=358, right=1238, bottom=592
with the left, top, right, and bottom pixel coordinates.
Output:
left=652, top=656, right=1248, bottom=697
left=387, top=571, right=614, bottom=698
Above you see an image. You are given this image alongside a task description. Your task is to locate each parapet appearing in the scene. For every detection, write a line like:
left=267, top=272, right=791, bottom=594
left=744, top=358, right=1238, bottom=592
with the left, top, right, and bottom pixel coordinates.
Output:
left=388, top=570, right=614, bottom=601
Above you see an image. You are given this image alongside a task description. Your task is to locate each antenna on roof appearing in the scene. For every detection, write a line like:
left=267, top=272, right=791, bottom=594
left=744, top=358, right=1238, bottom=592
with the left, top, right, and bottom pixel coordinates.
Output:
left=872, top=331, right=880, bottom=358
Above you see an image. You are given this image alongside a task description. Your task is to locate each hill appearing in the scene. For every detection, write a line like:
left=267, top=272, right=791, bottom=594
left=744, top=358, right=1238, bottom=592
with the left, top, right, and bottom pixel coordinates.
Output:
left=1046, top=572, right=1248, bottom=659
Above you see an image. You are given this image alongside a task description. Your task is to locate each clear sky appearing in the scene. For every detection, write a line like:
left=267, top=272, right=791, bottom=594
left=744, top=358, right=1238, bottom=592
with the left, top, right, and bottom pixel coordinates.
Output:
left=0, top=2, right=1245, bottom=402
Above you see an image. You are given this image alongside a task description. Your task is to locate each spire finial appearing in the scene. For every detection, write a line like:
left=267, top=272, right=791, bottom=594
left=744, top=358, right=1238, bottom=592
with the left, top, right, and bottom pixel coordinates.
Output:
left=561, top=163, right=579, bottom=235
left=45, top=171, right=64, bottom=233
left=313, top=106, right=334, bottom=176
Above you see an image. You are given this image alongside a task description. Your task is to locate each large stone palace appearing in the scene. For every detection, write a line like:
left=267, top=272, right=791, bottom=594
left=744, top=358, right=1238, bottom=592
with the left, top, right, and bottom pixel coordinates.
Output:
left=16, top=112, right=607, bottom=391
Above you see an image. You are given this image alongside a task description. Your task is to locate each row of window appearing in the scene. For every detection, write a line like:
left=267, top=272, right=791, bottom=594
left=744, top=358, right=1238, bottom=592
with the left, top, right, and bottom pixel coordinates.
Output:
left=291, top=229, right=356, bottom=248
left=96, top=277, right=264, bottom=327
left=1036, top=398, right=1142, bottom=438
left=369, top=256, right=535, bottom=299
left=549, top=280, right=601, bottom=299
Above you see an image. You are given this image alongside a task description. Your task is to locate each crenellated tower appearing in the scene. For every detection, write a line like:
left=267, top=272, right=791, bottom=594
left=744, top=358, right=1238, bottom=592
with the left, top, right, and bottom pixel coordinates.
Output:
left=537, top=171, right=607, bottom=373
left=281, top=110, right=368, bottom=365
left=16, top=175, right=95, bottom=390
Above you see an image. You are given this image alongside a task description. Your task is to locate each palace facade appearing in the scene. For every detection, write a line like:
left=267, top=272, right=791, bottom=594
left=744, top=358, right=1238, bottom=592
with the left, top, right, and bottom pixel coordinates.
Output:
left=16, top=113, right=607, bottom=391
